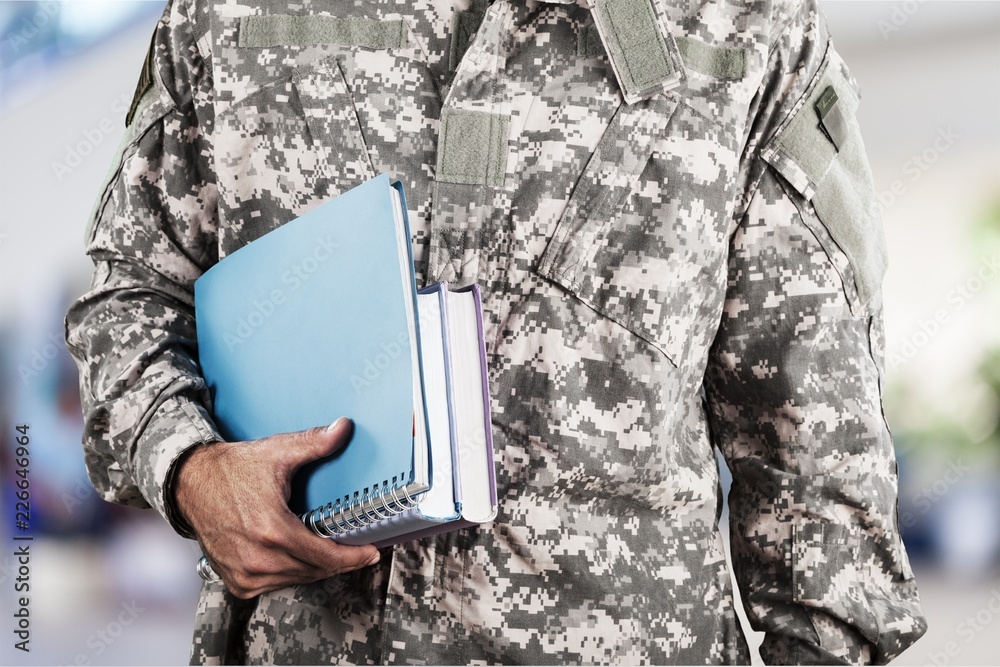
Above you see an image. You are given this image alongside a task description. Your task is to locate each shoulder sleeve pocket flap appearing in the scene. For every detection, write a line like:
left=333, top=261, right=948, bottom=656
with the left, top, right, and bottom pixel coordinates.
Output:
left=761, top=53, right=887, bottom=307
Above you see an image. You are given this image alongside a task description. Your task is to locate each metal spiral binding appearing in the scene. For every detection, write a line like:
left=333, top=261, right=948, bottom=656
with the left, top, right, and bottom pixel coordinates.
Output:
left=301, top=478, right=424, bottom=538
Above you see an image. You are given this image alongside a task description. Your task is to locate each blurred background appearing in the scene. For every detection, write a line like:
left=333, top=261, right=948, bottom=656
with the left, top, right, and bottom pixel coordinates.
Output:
left=0, top=1, right=997, bottom=665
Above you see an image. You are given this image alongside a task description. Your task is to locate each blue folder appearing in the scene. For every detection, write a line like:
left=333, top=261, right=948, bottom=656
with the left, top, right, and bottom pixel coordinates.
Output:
left=194, top=174, right=430, bottom=515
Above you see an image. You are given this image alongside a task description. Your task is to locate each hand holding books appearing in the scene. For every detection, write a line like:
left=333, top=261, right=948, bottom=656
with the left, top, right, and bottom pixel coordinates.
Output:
left=176, top=419, right=380, bottom=597
left=188, top=175, right=497, bottom=591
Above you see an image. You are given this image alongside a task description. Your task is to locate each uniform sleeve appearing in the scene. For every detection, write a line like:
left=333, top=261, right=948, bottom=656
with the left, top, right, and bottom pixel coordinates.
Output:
left=703, top=3, right=928, bottom=664
left=64, top=0, right=221, bottom=539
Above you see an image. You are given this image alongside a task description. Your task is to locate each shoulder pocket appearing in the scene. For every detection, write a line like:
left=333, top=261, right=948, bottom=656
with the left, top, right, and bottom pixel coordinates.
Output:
left=85, top=84, right=173, bottom=248
left=761, top=48, right=887, bottom=309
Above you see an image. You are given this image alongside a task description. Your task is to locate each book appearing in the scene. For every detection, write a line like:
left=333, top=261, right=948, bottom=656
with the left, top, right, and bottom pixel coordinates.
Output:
left=193, top=174, right=496, bottom=548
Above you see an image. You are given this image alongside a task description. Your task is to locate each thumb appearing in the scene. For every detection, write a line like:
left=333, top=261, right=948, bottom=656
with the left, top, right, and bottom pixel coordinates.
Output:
left=275, top=417, right=354, bottom=475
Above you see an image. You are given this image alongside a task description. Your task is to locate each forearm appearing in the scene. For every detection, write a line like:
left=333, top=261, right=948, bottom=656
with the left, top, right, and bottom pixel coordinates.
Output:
left=65, top=0, right=221, bottom=536
left=66, top=254, right=222, bottom=536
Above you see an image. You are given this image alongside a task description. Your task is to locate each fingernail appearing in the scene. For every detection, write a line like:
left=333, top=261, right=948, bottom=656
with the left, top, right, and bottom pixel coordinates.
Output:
left=326, top=417, right=346, bottom=432
left=367, top=552, right=381, bottom=567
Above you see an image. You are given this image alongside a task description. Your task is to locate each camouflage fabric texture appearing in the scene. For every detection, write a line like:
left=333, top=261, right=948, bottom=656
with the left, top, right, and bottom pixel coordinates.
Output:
left=65, top=0, right=928, bottom=663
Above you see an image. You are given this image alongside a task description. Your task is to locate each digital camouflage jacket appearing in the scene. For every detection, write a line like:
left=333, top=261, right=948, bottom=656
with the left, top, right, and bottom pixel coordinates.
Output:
left=65, top=0, right=928, bottom=663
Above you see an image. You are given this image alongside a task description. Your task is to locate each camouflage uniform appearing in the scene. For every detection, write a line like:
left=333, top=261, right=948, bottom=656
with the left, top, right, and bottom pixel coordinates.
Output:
left=65, top=0, right=928, bottom=663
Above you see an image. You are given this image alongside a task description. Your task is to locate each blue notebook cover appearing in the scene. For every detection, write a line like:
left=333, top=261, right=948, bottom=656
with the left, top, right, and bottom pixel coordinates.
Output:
left=194, top=174, right=428, bottom=515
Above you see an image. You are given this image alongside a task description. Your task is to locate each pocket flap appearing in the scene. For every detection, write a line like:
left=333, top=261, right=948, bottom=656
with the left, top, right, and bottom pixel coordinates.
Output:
left=536, top=95, right=725, bottom=367
left=761, top=51, right=887, bottom=307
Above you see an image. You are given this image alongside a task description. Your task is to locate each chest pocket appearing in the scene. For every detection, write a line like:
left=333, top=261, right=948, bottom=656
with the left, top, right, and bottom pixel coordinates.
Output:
left=535, top=94, right=736, bottom=368
left=213, top=11, right=436, bottom=257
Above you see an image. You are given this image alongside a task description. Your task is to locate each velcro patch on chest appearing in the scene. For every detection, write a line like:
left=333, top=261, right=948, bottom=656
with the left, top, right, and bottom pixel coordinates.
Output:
left=436, top=109, right=509, bottom=187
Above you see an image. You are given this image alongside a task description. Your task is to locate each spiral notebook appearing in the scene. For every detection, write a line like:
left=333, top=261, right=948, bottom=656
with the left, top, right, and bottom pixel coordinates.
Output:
left=194, top=174, right=496, bottom=547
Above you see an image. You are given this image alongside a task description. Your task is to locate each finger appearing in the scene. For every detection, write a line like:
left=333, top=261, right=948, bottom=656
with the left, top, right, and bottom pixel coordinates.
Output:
left=222, top=539, right=374, bottom=599
left=233, top=564, right=331, bottom=600
left=283, top=517, right=380, bottom=575
left=215, top=545, right=327, bottom=599
left=251, top=505, right=379, bottom=576
left=210, top=519, right=379, bottom=598
left=226, top=564, right=326, bottom=600
left=264, top=417, right=355, bottom=475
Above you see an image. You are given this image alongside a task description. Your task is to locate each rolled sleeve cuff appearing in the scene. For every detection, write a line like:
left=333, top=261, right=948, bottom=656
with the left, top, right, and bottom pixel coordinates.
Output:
left=134, top=394, right=223, bottom=539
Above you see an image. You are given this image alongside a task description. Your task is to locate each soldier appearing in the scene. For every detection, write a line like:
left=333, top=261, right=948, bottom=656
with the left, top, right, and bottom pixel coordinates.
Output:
left=66, top=0, right=927, bottom=663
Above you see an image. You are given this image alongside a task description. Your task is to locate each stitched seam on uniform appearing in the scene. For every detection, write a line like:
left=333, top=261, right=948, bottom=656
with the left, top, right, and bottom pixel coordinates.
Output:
left=489, top=113, right=507, bottom=184
left=567, top=290, right=677, bottom=365
left=539, top=155, right=611, bottom=280
left=767, top=1, right=800, bottom=53
left=458, top=543, right=469, bottom=665
left=294, top=68, right=341, bottom=186
left=450, top=11, right=485, bottom=71
left=772, top=174, right=860, bottom=314
left=449, top=12, right=464, bottom=70
left=728, top=2, right=828, bottom=227
left=813, top=157, right=886, bottom=306
left=238, top=15, right=406, bottom=49
left=88, top=103, right=168, bottom=246
left=597, top=0, right=673, bottom=94
left=790, top=524, right=826, bottom=651
left=574, top=109, right=672, bottom=353
left=576, top=21, right=605, bottom=58
left=126, top=30, right=157, bottom=126
left=575, top=102, right=661, bottom=279
left=542, top=97, right=631, bottom=282
left=675, top=35, right=747, bottom=80
left=542, top=172, right=598, bottom=278
left=329, top=58, right=377, bottom=179
left=481, top=4, right=513, bottom=286
left=771, top=144, right=820, bottom=196
left=759, top=43, right=834, bottom=171
left=378, top=548, right=401, bottom=663
left=867, top=315, right=894, bottom=438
